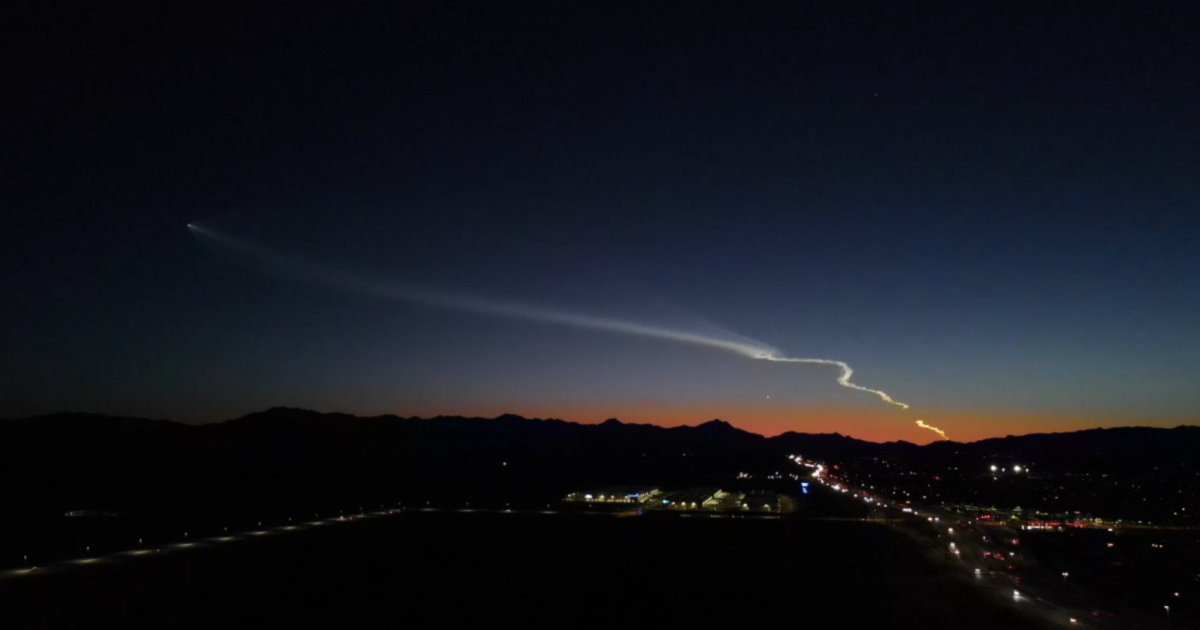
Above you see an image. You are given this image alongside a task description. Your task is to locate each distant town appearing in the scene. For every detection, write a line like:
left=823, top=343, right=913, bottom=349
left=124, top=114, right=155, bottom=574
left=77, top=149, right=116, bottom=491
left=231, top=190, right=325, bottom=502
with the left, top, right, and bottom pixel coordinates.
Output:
left=563, top=487, right=790, bottom=512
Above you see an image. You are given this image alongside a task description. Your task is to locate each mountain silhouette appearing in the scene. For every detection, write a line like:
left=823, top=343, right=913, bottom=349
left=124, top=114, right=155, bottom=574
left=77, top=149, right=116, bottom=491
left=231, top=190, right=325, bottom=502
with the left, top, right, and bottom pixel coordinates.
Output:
left=1, top=408, right=1196, bottom=522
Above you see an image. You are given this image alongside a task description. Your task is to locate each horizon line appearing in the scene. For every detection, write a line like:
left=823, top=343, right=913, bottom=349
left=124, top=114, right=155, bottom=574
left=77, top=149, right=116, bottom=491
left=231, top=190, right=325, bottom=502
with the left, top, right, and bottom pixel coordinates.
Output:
left=6, top=406, right=1197, bottom=446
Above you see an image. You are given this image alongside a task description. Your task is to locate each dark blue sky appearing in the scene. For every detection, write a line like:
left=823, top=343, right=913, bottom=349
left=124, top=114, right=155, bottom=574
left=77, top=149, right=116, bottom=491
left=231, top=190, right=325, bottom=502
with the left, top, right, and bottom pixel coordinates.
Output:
left=4, top=3, right=1198, bottom=441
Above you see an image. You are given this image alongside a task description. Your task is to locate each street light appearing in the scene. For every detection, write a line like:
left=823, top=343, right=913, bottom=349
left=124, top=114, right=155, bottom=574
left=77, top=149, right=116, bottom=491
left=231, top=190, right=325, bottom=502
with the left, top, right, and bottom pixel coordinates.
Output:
left=1062, top=572, right=1069, bottom=584
left=1165, top=605, right=1170, bottom=620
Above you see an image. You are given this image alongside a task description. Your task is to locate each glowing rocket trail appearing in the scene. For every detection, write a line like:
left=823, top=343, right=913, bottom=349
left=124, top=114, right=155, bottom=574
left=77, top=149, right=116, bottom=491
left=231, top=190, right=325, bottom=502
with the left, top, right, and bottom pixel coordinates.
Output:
left=915, top=420, right=948, bottom=440
left=756, top=357, right=909, bottom=409
left=188, top=223, right=912, bottom=410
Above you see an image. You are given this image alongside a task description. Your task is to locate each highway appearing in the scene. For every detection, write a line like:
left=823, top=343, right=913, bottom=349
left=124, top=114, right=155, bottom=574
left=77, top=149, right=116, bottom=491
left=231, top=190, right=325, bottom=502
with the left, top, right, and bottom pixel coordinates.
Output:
left=0, top=503, right=809, bottom=581
left=6, top=480, right=1181, bottom=630
left=0, top=510, right=401, bottom=581
left=817, top=469, right=1173, bottom=630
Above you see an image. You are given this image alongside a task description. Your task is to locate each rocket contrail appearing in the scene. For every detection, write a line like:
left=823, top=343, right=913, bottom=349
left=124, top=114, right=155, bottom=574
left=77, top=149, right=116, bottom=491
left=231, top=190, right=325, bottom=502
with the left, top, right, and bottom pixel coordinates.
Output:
left=757, top=357, right=909, bottom=409
left=188, top=223, right=912, bottom=410
left=915, top=420, right=948, bottom=440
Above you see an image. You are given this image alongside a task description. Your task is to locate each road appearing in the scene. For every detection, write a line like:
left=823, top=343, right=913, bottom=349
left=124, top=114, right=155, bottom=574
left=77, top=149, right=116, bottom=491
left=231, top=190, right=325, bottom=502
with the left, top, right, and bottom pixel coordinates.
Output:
left=0, top=504, right=826, bottom=581
left=7, top=482, right=1181, bottom=630
left=819, top=474, right=1172, bottom=630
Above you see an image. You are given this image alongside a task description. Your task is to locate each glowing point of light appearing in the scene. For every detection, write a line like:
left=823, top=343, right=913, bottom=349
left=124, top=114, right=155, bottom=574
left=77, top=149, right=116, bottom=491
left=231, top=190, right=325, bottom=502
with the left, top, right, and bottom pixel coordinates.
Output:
left=915, top=420, right=948, bottom=440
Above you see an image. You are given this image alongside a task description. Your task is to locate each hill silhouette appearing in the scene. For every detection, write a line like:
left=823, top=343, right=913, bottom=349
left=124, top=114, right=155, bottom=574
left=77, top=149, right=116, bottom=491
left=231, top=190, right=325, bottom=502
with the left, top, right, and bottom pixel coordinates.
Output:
left=2, top=407, right=1197, bottom=520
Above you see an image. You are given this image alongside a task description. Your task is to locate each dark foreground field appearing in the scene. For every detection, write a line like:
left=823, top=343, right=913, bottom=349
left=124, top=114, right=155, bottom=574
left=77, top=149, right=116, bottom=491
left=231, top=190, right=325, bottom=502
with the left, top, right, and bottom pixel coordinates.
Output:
left=0, top=511, right=1045, bottom=629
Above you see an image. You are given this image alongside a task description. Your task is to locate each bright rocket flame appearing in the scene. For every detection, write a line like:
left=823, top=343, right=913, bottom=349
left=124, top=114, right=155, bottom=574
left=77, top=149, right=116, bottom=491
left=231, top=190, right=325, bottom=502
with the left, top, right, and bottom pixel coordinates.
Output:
left=915, top=420, right=948, bottom=440
left=189, top=224, right=912, bottom=410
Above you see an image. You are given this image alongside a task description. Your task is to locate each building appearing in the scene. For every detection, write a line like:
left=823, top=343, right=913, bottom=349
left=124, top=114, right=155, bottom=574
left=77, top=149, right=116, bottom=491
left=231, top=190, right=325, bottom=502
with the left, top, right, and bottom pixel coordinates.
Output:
left=741, top=490, right=779, bottom=512
left=565, top=486, right=662, bottom=504
left=659, top=488, right=721, bottom=510
left=704, top=490, right=732, bottom=508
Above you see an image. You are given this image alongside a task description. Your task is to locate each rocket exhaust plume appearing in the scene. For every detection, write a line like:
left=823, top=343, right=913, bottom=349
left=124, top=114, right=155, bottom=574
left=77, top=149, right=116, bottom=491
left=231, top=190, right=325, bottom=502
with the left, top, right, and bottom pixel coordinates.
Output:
left=915, top=420, right=948, bottom=440
left=753, top=356, right=909, bottom=409
left=189, top=224, right=912, bottom=411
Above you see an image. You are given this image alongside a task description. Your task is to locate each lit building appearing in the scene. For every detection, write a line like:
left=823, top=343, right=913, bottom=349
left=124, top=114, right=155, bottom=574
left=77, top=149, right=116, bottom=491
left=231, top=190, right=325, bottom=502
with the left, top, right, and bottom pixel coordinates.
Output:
left=565, top=487, right=662, bottom=504
left=659, top=488, right=721, bottom=509
left=741, top=490, right=779, bottom=511
left=704, top=490, right=731, bottom=508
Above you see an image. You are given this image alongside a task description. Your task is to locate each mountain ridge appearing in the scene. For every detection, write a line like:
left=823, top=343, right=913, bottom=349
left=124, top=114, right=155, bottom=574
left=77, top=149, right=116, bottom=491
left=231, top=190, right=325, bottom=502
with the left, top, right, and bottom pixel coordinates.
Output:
left=6, top=406, right=1195, bottom=446
left=1, top=407, right=1197, bottom=519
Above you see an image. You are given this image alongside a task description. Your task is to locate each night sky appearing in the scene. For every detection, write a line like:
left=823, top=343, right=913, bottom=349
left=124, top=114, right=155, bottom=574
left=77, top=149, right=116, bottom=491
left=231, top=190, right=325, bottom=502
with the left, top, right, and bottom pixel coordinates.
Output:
left=5, top=3, right=1199, bottom=443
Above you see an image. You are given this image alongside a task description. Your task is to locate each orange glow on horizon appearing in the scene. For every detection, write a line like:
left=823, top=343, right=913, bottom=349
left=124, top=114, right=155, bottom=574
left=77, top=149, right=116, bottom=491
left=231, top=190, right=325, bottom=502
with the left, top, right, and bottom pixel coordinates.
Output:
left=381, top=401, right=1189, bottom=445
